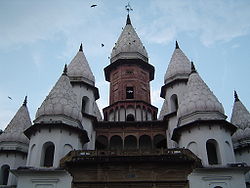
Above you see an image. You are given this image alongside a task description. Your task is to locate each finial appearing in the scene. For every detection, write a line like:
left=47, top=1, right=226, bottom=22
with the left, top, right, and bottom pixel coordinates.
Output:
left=175, top=41, right=179, bottom=49
left=234, top=90, right=239, bottom=102
left=23, top=96, right=27, bottom=106
left=126, top=14, right=131, bottom=25
left=191, top=61, right=197, bottom=73
left=63, top=64, right=67, bottom=75
left=125, top=2, right=133, bottom=15
left=79, top=43, right=83, bottom=52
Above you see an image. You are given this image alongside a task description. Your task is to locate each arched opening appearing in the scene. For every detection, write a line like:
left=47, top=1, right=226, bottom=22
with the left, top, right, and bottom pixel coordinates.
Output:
left=126, top=87, right=134, bottom=99
left=41, top=142, right=55, bottom=167
left=82, top=96, right=89, bottom=114
left=126, top=114, right=135, bottom=121
left=95, top=135, right=108, bottom=150
left=170, top=94, right=178, bottom=112
left=153, top=134, right=167, bottom=149
left=206, top=139, right=220, bottom=165
left=0, top=165, right=10, bottom=185
left=124, top=135, right=137, bottom=150
left=110, top=135, right=122, bottom=150
left=139, top=135, right=152, bottom=150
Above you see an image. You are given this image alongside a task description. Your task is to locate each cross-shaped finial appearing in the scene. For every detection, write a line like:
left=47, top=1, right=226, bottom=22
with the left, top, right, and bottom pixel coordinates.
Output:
left=125, top=2, right=133, bottom=14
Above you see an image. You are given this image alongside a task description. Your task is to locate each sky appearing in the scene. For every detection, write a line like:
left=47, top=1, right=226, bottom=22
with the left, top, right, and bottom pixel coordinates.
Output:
left=0, top=0, right=250, bottom=130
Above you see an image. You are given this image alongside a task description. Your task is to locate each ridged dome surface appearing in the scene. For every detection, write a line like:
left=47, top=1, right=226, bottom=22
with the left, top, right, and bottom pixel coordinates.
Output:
left=110, top=15, right=148, bottom=63
left=178, top=71, right=225, bottom=124
left=164, top=47, right=191, bottom=84
left=0, top=102, right=31, bottom=144
left=35, top=73, right=82, bottom=128
left=68, top=49, right=95, bottom=86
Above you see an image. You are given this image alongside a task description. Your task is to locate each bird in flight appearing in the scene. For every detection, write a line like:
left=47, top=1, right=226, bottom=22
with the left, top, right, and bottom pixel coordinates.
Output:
left=91, top=4, right=97, bottom=8
left=8, top=96, right=12, bottom=100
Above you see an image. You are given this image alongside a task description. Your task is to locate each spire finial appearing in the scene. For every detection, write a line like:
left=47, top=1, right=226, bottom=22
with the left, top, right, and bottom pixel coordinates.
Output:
left=234, top=90, right=239, bottom=102
left=79, top=43, right=83, bottom=52
left=63, top=64, right=67, bottom=75
left=176, top=41, right=179, bottom=49
left=125, top=2, right=133, bottom=25
left=191, top=61, right=197, bottom=73
left=23, top=96, right=27, bottom=106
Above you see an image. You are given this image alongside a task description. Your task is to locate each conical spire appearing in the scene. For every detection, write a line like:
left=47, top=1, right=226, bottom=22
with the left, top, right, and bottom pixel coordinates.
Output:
left=126, top=14, right=131, bottom=25
left=110, top=15, right=148, bottom=63
left=231, top=92, right=250, bottom=129
left=35, top=65, right=82, bottom=128
left=164, top=41, right=191, bottom=84
left=177, top=66, right=225, bottom=125
left=0, top=97, right=32, bottom=144
left=67, top=44, right=95, bottom=86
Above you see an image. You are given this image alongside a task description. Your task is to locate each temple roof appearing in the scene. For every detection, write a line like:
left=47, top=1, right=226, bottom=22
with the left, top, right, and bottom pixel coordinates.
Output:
left=0, top=96, right=31, bottom=144
left=177, top=63, right=225, bottom=125
left=164, top=42, right=191, bottom=84
left=68, top=44, right=95, bottom=86
left=110, top=14, right=148, bottom=63
left=35, top=66, right=82, bottom=128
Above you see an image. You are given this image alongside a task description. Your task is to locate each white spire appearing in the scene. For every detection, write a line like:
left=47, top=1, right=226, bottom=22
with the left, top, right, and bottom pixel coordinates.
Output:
left=67, top=44, right=95, bottom=86
left=0, top=96, right=31, bottom=144
left=159, top=99, right=169, bottom=120
left=110, top=14, right=148, bottom=63
left=177, top=63, right=225, bottom=126
left=35, top=66, right=82, bottom=128
left=231, top=91, right=250, bottom=143
left=164, top=41, right=191, bottom=84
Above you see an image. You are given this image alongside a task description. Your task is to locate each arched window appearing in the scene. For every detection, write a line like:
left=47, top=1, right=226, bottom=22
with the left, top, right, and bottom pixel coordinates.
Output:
left=153, top=134, right=167, bottom=149
left=41, top=142, right=55, bottom=167
left=206, top=139, right=220, bottom=165
left=139, top=135, right=152, bottom=150
left=126, top=87, right=134, bottom=99
left=170, top=94, right=178, bottom=112
left=124, top=135, right=137, bottom=150
left=110, top=135, right=122, bottom=150
left=126, top=114, right=135, bottom=121
left=0, top=165, right=10, bottom=185
left=82, top=96, right=89, bottom=114
left=95, top=135, right=108, bottom=150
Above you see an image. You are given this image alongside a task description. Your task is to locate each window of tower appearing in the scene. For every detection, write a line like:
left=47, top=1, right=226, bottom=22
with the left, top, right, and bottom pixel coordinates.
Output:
left=82, top=96, right=89, bottom=114
left=41, top=142, right=55, bottom=167
left=170, top=94, right=178, bottom=112
left=0, top=165, right=10, bottom=185
left=126, top=114, right=135, bottom=121
left=126, top=87, right=134, bottom=99
left=206, top=139, right=220, bottom=165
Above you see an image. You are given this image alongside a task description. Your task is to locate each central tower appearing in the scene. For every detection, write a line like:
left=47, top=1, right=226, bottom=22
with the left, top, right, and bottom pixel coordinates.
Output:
left=103, top=14, right=157, bottom=122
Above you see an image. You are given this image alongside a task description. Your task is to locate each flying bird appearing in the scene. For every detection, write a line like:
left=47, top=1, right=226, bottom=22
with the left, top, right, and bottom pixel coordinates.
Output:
left=8, top=96, right=12, bottom=100
left=91, top=4, right=97, bottom=8
left=101, top=44, right=104, bottom=47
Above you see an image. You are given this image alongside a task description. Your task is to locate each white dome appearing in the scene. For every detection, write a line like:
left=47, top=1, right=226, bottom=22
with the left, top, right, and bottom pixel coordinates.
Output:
left=68, top=47, right=95, bottom=86
left=0, top=99, right=31, bottom=144
left=35, top=71, right=82, bottom=128
left=110, top=15, right=148, bottom=63
left=164, top=44, right=191, bottom=84
left=177, top=68, right=225, bottom=125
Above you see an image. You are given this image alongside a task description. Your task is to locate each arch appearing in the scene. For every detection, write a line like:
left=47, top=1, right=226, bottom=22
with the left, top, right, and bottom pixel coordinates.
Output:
left=41, top=142, right=55, bottom=167
left=126, top=114, right=135, bottom=121
left=124, top=135, right=137, bottom=150
left=63, top=144, right=73, bottom=156
left=153, top=134, right=167, bottom=149
left=95, top=135, right=108, bottom=150
left=206, top=139, right=220, bottom=165
left=139, top=135, right=152, bottom=150
left=0, top=165, right=10, bottom=185
left=170, top=94, right=178, bottom=112
left=82, top=96, right=90, bottom=114
left=110, top=135, right=122, bottom=150
left=126, top=86, right=134, bottom=99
